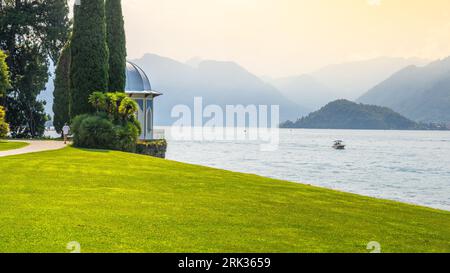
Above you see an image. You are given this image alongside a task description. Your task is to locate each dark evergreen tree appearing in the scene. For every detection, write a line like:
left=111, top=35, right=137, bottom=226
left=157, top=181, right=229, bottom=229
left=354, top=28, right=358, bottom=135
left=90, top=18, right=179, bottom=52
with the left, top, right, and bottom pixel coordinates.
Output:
left=53, top=42, right=71, bottom=134
left=0, top=0, right=70, bottom=137
left=70, top=0, right=109, bottom=118
left=106, top=0, right=127, bottom=92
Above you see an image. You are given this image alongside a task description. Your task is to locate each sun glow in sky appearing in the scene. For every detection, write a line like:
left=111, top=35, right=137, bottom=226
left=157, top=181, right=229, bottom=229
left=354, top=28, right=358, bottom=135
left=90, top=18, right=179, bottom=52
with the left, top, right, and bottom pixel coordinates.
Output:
left=70, top=0, right=450, bottom=77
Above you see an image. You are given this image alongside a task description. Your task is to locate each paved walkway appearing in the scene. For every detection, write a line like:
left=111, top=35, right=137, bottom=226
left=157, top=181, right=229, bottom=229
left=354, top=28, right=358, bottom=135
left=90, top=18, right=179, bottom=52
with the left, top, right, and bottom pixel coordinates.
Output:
left=0, top=140, right=67, bottom=158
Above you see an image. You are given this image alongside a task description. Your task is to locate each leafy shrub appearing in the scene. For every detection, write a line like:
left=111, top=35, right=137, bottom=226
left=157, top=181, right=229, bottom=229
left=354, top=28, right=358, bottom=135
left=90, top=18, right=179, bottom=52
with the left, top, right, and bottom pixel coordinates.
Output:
left=89, top=92, right=137, bottom=121
left=72, top=113, right=140, bottom=152
left=72, top=114, right=115, bottom=149
left=113, top=121, right=140, bottom=152
left=0, top=122, right=8, bottom=138
left=71, top=113, right=91, bottom=137
left=72, top=92, right=141, bottom=152
left=0, top=106, right=9, bottom=137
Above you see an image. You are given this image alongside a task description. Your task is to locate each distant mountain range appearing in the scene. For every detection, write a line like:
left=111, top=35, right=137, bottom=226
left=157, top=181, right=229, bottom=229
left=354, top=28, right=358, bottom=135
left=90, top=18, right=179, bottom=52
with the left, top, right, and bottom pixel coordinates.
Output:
left=40, top=54, right=450, bottom=127
left=270, top=57, right=428, bottom=111
left=310, top=57, right=429, bottom=99
left=281, top=100, right=445, bottom=130
left=132, top=54, right=309, bottom=125
left=358, top=57, right=450, bottom=123
left=271, top=74, right=338, bottom=111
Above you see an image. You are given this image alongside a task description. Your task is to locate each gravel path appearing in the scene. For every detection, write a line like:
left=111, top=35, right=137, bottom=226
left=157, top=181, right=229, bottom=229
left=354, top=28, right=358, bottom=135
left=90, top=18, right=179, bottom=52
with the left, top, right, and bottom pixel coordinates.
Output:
left=0, top=140, right=67, bottom=157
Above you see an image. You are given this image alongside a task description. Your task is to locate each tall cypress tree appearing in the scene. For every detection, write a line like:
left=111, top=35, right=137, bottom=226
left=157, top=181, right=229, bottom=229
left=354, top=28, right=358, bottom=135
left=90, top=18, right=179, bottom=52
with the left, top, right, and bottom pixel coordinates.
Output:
left=70, top=0, right=109, bottom=118
left=52, top=42, right=71, bottom=134
left=106, top=0, right=127, bottom=92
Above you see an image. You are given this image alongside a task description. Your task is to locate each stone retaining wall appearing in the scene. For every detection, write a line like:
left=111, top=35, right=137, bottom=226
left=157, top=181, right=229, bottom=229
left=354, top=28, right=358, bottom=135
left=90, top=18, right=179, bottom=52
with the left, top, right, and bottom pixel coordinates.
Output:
left=135, top=139, right=167, bottom=159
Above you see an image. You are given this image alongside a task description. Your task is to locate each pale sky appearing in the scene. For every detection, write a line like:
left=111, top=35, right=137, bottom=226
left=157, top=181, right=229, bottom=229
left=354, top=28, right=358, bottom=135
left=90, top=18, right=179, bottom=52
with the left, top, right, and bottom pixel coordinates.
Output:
left=70, top=0, right=450, bottom=77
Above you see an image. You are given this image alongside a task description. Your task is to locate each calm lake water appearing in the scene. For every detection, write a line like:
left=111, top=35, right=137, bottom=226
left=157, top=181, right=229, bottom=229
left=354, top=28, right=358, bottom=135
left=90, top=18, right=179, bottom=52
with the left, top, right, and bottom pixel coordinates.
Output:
left=163, top=128, right=450, bottom=211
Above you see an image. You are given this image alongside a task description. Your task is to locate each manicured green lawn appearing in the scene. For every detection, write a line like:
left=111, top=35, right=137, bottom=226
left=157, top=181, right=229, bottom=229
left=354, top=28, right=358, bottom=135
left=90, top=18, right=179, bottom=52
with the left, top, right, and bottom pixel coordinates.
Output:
left=0, top=140, right=28, bottom=151
left=0, top=147, right=449, bottom=253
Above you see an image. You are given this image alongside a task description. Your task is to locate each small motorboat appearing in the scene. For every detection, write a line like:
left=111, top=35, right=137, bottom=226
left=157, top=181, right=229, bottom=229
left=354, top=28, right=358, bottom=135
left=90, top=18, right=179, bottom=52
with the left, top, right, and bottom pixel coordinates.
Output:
left=333, top=140, right=346, bottom=150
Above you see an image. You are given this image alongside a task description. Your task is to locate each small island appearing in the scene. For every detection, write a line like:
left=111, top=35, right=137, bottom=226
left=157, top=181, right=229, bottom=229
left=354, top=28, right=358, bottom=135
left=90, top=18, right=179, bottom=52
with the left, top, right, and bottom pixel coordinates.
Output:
left=281, top=99, right=448, bottom=130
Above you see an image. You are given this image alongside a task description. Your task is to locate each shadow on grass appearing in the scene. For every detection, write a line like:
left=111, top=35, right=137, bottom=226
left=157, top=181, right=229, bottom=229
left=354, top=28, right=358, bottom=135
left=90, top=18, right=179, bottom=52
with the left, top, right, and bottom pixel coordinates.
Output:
left=75, top=147, right=112, bottom=154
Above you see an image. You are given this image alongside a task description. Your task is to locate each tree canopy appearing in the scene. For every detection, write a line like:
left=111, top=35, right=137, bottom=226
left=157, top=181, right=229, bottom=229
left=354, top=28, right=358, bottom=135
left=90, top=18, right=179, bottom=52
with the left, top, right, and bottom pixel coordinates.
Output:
left=70, top=0, right=109, bottom=118
left=53, top=42, right=71, bottom=134
left=0, top=0, right=70, bottom=137
left=106, top=0, right=127, bottom=92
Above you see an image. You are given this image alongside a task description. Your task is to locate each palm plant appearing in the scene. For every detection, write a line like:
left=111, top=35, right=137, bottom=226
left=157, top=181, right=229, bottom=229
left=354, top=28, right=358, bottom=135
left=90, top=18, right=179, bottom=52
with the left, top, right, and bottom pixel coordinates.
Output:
left=119, top=97, right=138, bottom=120
left=105, top=93, right=118, bottom=116
left=105, top=92, right=128, bottom=120
left=114, top=92, right=127, bottom=110
left=88, top=92, right=107, bottom=112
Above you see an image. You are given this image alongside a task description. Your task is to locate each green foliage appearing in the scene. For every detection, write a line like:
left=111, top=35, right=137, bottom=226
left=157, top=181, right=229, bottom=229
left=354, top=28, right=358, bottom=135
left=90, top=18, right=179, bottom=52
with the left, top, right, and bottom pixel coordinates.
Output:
left=0, top=0, right=70, bottom=137
left=0, top=106, right=9, bottom=137
left=72, top=92, right=140, bottom=152
left=0, top=52, right=10, bottom=136
left=88, top=92, right=107, bottom=112
left=5, top=93, right=49, bottom=138
left=72, top=113, right=140, bottom=152
left=53, top=42, right=71, bottom=134
left=0, top=50, right=11, bottom=98
left=72, top=114, right=115, bottom=149
left=114, top=121, right=140, bottom=152
left=2, top=44, right=49, bottom=137
left=106, top=92, right=124, bottom=116
left=106, top=0, right=127, bottom=92
left=0, top=123, right=9, bottom=138
left=92, top=92, right=138, bottom=121
left=0, top=52, right=10, bottom=137
left=70, top=0, right=109, bottom=118
left=41, top=0, right=71, bottom=64
left=70, top=113, right=91, bottom=138
left=118, top=97, right=138, bottom=120
left=107, top=92, right=127, bottom=118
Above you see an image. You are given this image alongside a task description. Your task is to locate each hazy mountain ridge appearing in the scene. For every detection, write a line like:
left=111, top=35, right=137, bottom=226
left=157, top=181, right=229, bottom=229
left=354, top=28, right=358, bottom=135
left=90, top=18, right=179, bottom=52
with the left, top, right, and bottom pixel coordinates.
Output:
left=39, top=55, right=439, bottom=126
left=271, top=74, right=338, bottom=111
left=271, top=57, right=428, bottom=111
left=358, top=57, right=450, bottom=123
left=280, top=99, right=445, bottom=130
left=310, top=57, right=429, bottom=99
left=133, top=53, right=309, bottom=125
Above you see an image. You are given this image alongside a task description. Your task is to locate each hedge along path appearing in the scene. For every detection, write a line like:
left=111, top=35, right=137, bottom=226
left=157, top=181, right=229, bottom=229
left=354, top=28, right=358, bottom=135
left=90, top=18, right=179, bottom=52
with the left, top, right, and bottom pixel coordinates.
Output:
left=0, top=141, right=67, bottom=157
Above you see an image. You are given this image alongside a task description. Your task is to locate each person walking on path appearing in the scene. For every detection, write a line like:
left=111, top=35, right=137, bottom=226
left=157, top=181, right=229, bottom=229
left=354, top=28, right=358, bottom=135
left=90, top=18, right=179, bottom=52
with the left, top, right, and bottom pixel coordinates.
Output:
left=62, top=123, right=70, bottom=144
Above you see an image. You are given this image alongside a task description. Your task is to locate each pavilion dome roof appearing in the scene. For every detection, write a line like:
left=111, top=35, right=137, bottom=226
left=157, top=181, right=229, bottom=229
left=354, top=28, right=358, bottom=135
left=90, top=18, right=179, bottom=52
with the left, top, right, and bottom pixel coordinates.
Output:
left=125, top=61, right=152, bottom=92
left=125, top=61, right=162, bottom=97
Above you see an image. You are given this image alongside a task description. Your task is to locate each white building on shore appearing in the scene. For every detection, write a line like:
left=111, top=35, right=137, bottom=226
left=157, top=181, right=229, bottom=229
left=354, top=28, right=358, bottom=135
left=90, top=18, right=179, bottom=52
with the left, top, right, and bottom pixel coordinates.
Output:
left=124, top=61, right=162, bottom=140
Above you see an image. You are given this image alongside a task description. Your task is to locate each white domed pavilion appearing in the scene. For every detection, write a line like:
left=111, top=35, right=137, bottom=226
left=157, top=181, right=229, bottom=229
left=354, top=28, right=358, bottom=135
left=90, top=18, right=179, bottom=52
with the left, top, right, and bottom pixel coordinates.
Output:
left=125, top=61, right=162, bottom=140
